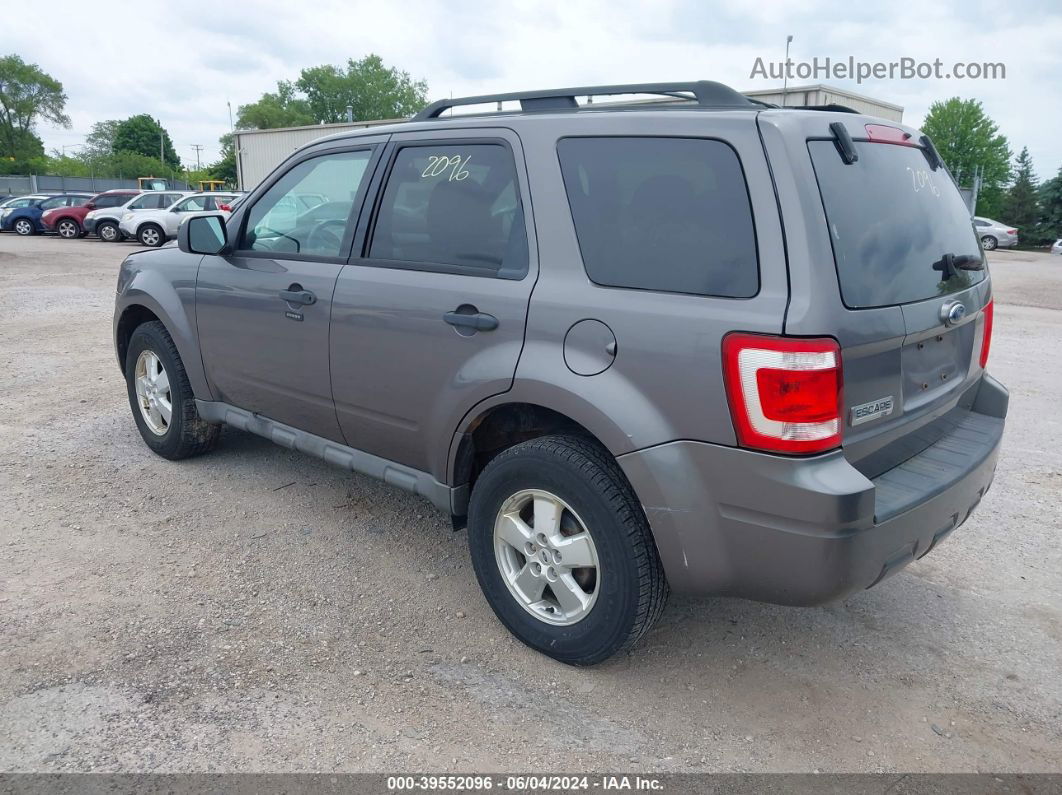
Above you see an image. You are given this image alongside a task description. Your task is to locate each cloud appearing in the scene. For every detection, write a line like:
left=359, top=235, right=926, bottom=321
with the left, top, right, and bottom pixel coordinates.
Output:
left=5, top=0, right=1060, bottom=179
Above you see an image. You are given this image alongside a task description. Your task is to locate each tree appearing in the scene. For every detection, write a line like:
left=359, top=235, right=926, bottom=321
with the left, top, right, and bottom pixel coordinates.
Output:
left=1034, top=167, right=1062, bottom=245
left=296, top=54, right=428, bottom=123
left=209, top=133, right=237, bottom=185
left=1001, top=147, right=1039, bottom=230
left=922, top=97, right=1011, bottom=219
left=0, top=54, right=69, bottom=169
left=113, top=114, right=181, bottom=170
left=235, top=54, right=428, bottom=130
left=236, top=81, right=313, bottom=129
left=83, top=119, right=120, bottom=159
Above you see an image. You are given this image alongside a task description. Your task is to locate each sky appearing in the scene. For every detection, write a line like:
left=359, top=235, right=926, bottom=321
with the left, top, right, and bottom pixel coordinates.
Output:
left=6, top=0, right=1061, bottom=178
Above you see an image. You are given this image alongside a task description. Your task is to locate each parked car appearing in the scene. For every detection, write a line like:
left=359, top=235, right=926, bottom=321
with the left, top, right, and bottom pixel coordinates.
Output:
left=40, top=189, right=141, bottom=240
left=0, top=194, right=50, bottom=230
left=113, top=81, right=1007, bottom=665
left=81, top=190, right=187, bottom=242
left=2, top=193, right=92, bottom=236
left=119, top=192, right=233, bottom=247
left=973, top=217, right=1018, bottom=250
left=1051, top=239, right=1062, bottom=256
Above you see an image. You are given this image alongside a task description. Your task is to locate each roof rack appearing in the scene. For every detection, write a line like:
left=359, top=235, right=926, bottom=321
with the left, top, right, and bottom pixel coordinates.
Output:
left=412, top=80, right=762, bottom=121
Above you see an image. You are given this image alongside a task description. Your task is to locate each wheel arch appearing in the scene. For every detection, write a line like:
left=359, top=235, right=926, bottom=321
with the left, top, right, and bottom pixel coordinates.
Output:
left=114, top=287, right=211, bottom=400
left=447, top=396, right=636, bottom=522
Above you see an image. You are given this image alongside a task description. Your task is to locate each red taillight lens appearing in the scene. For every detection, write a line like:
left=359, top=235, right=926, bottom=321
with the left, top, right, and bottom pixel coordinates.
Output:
left=218, top=203, right=231, bottom=212
left=722, top=333, right=843, bottom=454
left=1007, top=229, right=1017, bottom=235
left=979, top=300, right=994, bottom=369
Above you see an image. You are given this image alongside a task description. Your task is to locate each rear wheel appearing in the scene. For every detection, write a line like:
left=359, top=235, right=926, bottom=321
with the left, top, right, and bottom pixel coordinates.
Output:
left=56, top=218, right=80, bottom=239
left=13, top=218, right=34, bottom=236
left=467, top=435, right=668, bottom=665
left=138, top=224, right=164, bottom=247
left=125, top=320, right=220, bottom=460
left=981, top=235, right=998, bottom=251
left=97, top=221, right=121, bottom=242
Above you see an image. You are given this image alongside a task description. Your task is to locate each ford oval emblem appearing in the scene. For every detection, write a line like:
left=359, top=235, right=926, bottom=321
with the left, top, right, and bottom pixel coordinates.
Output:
left=940, top=300, right=967, bottom=327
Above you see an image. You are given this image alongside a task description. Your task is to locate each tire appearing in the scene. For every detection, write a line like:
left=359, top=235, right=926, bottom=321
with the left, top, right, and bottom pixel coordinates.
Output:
left=13, top=218, right=35, bottom=236
left=138, top=223, right=164, bottom=247
left=124, top=320, right=220, bottom=460
left=56, top=218, right=80, bottom=239
left=97, top=221, right=121, bottom=242
left=467, top=434, right=668, bottom=665
left=981, top=235, right=998, bottom=251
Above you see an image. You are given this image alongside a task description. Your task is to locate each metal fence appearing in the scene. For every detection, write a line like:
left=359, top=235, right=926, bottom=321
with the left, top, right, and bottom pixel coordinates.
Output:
left=0, top=174, right=193, bottom=197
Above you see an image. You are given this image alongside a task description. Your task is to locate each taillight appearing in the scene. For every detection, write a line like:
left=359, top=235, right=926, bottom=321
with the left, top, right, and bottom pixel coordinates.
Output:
left=979, top=300, right=994, bottom=369
left=722, top=333, right=843, bottom=454
left=1006, top=229, right=1017, bottom=235
left=218, top=203, right=231, bottom=212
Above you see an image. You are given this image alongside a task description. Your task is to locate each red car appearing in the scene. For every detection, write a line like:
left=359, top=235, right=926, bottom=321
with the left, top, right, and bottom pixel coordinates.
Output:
left=41, top=189, right=140, bottom=239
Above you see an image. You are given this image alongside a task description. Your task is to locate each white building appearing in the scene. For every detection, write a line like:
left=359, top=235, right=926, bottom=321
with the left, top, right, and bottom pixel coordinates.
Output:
left=743, top=84, right=903, bottom=122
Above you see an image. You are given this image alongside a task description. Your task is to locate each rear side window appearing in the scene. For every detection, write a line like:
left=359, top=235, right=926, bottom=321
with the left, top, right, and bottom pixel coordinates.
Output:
left=368, top=143, right=528, bottom=278
left=809, top=140, right=985, bottom=308
left=128, top=194, right=165, bottom=210
left=95, top=194, right=131, bottom=208
left=69, top=196, right=91, bottom=207
left=557, top=137, right=759, bottom=298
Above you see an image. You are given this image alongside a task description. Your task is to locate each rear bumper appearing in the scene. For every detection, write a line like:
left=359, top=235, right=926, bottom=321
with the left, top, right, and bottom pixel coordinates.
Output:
left=618, top=374, right=1008, bottom=604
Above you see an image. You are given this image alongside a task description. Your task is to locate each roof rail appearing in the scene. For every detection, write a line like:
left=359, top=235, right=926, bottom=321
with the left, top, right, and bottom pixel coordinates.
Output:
left=412, top=80, right=760, bottom=121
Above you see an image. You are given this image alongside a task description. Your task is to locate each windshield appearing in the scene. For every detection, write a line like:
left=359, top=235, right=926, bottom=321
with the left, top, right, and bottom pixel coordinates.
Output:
left=809, top=140, right=985, bottom=308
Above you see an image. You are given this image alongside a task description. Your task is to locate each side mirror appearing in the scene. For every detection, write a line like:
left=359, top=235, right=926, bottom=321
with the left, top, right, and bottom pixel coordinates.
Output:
left=179, top=214, right=228, bottom=255
left=84, top=202, right=96, bottom=211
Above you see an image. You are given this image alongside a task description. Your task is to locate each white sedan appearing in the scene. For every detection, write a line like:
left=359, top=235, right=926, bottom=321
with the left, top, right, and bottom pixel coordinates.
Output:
left=120, top=192, right=240, bottom=247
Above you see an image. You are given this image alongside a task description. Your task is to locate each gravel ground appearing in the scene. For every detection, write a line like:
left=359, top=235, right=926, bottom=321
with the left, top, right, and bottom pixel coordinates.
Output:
left=0, top=235, right=1059, bottom=773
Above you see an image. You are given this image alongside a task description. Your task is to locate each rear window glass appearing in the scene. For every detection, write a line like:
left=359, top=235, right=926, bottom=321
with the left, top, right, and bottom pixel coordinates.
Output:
left=368, top=144, right=528, bottom=277
left=557, top=137, right=758, bottom=298
left=809, top=140, right=985, bottom=308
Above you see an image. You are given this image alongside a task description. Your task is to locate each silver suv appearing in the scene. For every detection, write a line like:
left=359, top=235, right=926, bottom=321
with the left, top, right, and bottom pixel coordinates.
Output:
left=113, top=81, right=1008, bottom=665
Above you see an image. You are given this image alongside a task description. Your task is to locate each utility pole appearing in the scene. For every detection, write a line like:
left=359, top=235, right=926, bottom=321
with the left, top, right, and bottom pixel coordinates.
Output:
left=782, top=35, right=794, bottom=107
left=190, top=144, right=204, bottom=172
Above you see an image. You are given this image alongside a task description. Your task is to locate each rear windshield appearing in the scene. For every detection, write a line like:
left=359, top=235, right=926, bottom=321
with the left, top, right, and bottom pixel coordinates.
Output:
left=809, top=140, right=985, bottom=308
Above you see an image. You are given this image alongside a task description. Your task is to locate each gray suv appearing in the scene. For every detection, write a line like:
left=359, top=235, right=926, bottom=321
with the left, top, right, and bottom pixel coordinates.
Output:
left=113, top=81, right=1008, bottom=665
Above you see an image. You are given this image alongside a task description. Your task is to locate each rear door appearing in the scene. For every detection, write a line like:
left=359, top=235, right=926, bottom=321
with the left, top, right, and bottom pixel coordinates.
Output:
left=763, top=113, right=991, bottom=472
left=328, top=127, right=535, bottom=475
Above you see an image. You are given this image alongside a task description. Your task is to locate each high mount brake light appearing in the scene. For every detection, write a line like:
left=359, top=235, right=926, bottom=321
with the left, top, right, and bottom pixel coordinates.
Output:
left=864, top=124, right=917, bottom=146
left=722, top=333, right=843, bottom=454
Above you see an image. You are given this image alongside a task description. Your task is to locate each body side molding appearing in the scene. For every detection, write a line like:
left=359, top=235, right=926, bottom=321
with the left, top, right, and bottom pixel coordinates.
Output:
left=195, top=400, right=457, bottom=514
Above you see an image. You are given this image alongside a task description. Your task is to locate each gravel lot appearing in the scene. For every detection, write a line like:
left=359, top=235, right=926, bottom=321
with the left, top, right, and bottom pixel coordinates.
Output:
left=0, top=234, right=1060, bottom=774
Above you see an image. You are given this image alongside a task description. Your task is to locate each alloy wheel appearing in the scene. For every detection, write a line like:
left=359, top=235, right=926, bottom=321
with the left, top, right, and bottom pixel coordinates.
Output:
left=493, top=489, right=600, bottom=626
left=134, top=350, right=172, bottom=436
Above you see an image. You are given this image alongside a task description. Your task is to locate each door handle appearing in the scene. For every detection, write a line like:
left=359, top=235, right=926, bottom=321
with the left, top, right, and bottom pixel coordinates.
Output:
left=444, top=309, right=498, bottom=331
left=279, top=287, right=316, bottom=306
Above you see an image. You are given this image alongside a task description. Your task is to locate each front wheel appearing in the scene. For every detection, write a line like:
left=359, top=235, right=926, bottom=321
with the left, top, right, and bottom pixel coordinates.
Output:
left=56, top=218, right=80, bottom=239
left=125, top=321, right=220, bottom=460
left=13, top=218, right=35, bottom=236
left=138, top=224, right=164, bottom=247
left=981, top=235, right=998, bottom=251
left=467, top=435, right=668, bottom=665
left=97, top=221, right=121, bottom=242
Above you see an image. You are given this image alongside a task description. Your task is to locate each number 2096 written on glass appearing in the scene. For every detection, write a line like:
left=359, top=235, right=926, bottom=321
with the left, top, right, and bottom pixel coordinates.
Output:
left=421, top=154, right=471, bottom=181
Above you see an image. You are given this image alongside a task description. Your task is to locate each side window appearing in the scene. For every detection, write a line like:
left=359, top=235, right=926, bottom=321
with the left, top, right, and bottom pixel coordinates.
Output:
left=127, top=194, right=158, bottom=210
left=242, top=149, right=372, bottom=257
left=96, top=194, right=127, bottom=208
left=368, top=143, right=527, bottom=277
left=69, top=196, right=90, bottom=207
left=163, top=193, right=184, bottom=206
left=557, top=137, right=759, bottom=298
left=974, top=219, right=988, bottom=227
left=40, top=196, right=67, bottom=210
left=175, top=196, right=208, bottom=212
